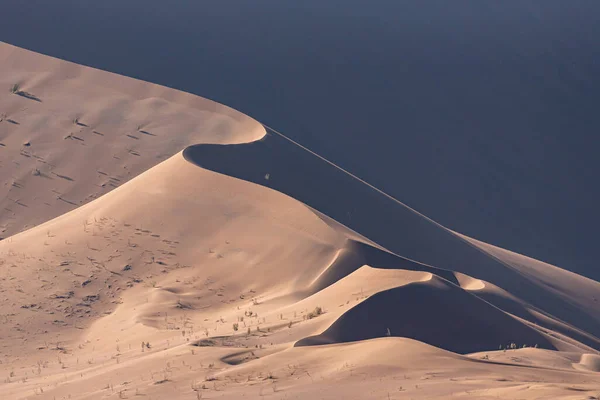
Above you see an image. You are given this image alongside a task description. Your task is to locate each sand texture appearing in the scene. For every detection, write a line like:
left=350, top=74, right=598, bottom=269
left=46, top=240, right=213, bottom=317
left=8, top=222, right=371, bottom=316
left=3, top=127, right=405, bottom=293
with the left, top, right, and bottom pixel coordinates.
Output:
left=1, top=42, right=599, bottom=399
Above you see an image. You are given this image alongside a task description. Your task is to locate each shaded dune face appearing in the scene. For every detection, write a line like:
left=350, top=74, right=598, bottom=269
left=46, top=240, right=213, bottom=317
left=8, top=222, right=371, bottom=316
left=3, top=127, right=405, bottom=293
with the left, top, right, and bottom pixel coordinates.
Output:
left=296, top=277, right=556, bottom=354
left=466, top=286, right=600, bottom=351
left=183, top=132, right=600, bottom=352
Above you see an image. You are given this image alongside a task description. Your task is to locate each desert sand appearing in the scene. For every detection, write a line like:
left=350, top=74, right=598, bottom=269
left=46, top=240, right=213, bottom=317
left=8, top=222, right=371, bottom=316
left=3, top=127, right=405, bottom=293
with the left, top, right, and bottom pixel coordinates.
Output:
left=1, top=42, right=599, bottom=399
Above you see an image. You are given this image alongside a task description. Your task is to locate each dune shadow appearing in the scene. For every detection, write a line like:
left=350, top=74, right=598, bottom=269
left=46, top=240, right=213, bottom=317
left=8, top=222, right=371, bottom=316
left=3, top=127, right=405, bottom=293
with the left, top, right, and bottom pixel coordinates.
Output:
left=183, top=129, right=600, bottom=350
left=296, top=278, right=558, bottom=354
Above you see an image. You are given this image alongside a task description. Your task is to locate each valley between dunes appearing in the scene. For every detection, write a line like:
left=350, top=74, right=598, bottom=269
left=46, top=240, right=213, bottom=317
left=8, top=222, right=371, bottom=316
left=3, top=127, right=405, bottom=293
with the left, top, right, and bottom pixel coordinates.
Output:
left=1, top=42, right=599, bottom=399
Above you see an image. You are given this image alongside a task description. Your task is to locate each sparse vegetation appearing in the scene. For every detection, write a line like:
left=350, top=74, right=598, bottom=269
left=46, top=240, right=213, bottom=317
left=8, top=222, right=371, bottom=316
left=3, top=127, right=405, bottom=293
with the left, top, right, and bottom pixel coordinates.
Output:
left=233, top=322, right=239, bottom=331
left=8, top=82, right=40, bottom=101
left=307, top=306, right=323, bottom=319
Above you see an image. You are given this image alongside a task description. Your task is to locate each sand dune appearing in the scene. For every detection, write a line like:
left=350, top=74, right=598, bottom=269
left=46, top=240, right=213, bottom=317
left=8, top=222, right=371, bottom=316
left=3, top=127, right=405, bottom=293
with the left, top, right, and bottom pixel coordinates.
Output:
left=1, top=42, right=600, bottom=399
left=0, top=42, right=264, bottom=240
left=578, top=353, right=600, bottom=372
left=297, top=275, right=562, bottom=353
left=185, top=132, right=600, bottom=347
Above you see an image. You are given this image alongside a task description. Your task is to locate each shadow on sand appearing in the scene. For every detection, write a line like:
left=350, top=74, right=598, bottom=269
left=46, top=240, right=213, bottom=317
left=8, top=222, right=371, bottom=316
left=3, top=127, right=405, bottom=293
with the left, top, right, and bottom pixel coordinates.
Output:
left=183, top=128, right=600, bottom=351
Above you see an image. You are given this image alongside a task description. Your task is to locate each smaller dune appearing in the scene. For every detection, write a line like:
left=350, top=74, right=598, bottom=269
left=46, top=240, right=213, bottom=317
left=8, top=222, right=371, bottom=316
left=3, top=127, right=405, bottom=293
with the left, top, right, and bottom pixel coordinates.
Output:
left=296, top=276, right=556, bottom=354
left=456, top=273, right=485, bottom=291
left=577, top=353, right=600, bottom=372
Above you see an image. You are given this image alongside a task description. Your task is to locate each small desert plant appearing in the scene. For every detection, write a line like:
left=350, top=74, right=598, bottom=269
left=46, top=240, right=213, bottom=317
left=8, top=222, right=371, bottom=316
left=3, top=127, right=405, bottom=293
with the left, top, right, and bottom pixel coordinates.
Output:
left=10, top=83, right=20, bottom=94
left=307, top=306, right=323, bottom=319
left=233, top=323, right=239, bottom=331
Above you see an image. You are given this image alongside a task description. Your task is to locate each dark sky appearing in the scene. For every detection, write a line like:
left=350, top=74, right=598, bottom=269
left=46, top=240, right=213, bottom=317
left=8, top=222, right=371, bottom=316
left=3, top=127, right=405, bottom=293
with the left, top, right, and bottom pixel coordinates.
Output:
left=1, top=1, right=599, bottom=279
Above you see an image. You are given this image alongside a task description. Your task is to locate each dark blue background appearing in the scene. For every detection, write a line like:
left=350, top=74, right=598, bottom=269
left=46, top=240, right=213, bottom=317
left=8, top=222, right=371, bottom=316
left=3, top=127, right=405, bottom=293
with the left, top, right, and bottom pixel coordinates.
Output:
left=2, top=1, right=599, bottom=279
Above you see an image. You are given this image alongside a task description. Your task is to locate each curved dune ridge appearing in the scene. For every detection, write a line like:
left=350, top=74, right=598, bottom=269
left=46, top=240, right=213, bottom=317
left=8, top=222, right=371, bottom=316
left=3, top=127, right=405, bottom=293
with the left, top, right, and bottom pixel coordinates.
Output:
left=183, top=130, right=600, bottom=349
left=295, top=276, right=559, bottom=353
left=1, top=43, right=600, bottom=399
left=455, top=273, right=486, bottom=291
left=577, top=353, right=600, bottom=372
left=0, top=41, right=265, bottom=239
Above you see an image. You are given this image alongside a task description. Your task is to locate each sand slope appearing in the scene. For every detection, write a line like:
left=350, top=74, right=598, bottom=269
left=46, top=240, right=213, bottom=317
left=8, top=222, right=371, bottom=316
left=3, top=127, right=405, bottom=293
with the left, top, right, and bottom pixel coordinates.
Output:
left=185, top=133, right=600, bottom=350
left=0, top=41, right=264, bottom=239
left=1, top=42, right=599, bottom=400
left=297, top=276, right=560, bottom=353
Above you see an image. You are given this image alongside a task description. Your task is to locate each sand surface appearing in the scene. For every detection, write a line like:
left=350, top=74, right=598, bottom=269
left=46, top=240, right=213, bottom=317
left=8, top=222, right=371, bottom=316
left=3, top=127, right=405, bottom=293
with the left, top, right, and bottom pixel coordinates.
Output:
left=1, top=42, right=599, bottom=399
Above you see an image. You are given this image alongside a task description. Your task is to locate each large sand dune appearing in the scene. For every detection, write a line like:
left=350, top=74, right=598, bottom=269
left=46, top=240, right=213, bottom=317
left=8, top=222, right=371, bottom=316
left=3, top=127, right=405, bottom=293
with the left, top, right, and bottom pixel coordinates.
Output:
left=1, top=42, right=599, bottom=399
